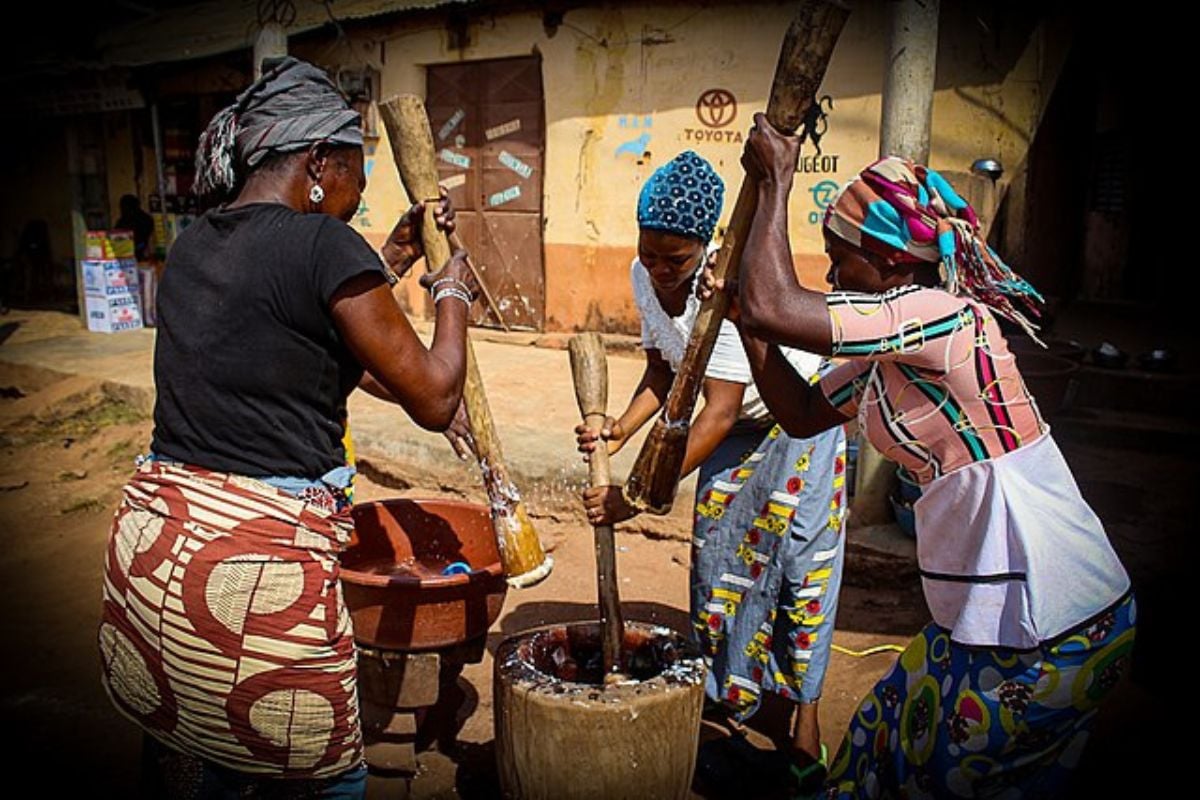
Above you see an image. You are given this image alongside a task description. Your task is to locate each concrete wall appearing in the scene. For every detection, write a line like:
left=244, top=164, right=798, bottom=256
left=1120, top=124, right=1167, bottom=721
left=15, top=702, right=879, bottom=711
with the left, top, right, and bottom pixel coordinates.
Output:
left=104, top=112, right=138, bottom=225
left=330, top=0, right=1064, bottom=332
left=33, top=2, right=1064, bottom=327
left=2, top=120, right=75, bottom=303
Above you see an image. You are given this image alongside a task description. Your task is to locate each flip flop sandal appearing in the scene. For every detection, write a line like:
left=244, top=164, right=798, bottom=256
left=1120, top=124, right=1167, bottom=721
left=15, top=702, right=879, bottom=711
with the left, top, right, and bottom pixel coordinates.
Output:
left=788, top=743, right=828, bottom=800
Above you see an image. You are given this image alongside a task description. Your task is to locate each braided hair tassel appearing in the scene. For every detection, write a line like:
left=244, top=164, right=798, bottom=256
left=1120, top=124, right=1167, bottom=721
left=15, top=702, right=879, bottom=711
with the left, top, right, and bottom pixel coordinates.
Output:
left=193, top=106, right=239, bottom=200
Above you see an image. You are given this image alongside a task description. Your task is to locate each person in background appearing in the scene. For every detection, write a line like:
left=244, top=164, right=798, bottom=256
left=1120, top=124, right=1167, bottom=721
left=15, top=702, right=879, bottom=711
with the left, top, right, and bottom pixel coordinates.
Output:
left=115, top=194, right=155, bottom=261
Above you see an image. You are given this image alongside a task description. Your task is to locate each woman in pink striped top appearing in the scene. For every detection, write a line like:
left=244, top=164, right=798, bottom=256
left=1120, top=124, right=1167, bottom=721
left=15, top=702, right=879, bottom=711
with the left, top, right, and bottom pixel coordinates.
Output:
left=707, top=113, right=1134, bottom=799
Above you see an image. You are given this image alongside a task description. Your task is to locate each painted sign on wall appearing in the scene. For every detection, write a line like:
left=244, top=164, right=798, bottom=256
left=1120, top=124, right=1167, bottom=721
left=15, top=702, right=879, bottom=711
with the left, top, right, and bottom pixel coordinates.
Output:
left=695, top=89, right=737, bottom=128
left=486, top=119, right=522, bottom=141
left=438, top=109, right=465, bottom=141
left=500, top=151, right=534, bottom=179
left=683, top=88, right=743, bottom=144
left=807, top=179, right=839, bottom=224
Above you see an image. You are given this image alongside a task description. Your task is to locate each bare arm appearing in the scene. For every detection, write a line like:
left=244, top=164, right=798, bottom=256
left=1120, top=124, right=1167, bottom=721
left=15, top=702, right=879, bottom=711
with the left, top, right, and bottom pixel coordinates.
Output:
left=679, top=377, right=745, bottom=477
left=358, top=371, right=396, bottom=402
left=581, top=363, right=743, bottom=526
left=737, top=326, right=849, bottom=438
left=331, top=257, right=472, bottom=432
left=358, top=357, right=475, bottom=460
left=575, top=349, right=673, bottom=458
left=609, top=350, right=674, bottom=453
left=336, top=196, right=476, bottom=433
left=738, top=112, right=834, bottom=355
left=577, top=350, right=670, bottom=526
left=697, top=253, right=847, bottom=439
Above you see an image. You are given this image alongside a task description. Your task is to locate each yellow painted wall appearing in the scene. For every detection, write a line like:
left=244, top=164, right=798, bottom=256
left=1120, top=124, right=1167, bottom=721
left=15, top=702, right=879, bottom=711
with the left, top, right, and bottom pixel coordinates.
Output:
left=25, top=3, right=1067, bottom=329
left=345, top=2, right=1063, bottom=332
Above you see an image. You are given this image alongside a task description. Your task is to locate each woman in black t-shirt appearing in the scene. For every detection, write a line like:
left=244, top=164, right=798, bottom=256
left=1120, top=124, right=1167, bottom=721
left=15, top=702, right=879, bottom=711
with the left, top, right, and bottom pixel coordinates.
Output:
left=99, top=57, right=478, bottom=797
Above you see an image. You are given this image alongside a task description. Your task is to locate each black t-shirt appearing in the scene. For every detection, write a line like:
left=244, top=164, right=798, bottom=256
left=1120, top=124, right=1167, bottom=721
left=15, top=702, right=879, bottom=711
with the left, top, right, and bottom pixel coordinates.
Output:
left=151, top=203, right=385, bottom=478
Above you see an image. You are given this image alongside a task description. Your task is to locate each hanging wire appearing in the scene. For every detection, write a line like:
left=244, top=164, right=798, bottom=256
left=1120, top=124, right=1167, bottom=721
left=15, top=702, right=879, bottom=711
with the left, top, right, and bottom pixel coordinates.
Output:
left=257, top=0, right=297, bottom=28
left=316, top=0, right=347, bottom=40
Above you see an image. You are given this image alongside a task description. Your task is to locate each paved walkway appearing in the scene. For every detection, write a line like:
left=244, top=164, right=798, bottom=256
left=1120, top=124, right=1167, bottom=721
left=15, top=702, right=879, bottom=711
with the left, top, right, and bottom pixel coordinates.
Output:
left=0, top=310, right=695, bottom=511
left=0, top=309, right=922, bottom=558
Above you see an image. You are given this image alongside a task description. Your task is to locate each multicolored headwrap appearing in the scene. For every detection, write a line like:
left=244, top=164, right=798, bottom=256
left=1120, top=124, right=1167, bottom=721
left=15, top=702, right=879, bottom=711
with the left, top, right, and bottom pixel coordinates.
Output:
left=194, top=57, right=363, bottom=199
left=824, top=156, right=1043, bottom=337
left=637, top=151, right=725, bottom=243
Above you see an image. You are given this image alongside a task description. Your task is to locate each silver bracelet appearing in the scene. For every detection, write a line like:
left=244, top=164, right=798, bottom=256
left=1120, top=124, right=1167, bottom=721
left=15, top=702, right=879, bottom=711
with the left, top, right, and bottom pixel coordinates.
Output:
left=428, top=276, right=473, bottom=297
left=376, top=247, right=404, bottom=286
left=433, top=286, right=472, bottom=307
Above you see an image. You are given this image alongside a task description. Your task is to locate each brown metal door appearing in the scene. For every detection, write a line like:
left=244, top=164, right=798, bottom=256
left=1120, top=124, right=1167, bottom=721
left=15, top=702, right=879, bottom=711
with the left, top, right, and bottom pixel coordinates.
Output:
left=426, top=56, right=545, bottom=330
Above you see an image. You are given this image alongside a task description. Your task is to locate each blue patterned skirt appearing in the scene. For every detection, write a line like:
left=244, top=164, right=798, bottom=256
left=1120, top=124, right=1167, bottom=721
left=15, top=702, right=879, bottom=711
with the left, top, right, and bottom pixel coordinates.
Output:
left=825, top=593, right=1136, bottom=799
left=692, top=424, right=849, bottom=715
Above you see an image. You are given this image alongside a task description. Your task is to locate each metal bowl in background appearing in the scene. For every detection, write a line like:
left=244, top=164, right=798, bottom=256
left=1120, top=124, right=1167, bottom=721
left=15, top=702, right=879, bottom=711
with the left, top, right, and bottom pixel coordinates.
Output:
left=1091, top=342, right=1128, bottom=369
left=1137, top=348, right=1177, bottom=373
left=970, top=158, right=1004, bottom=182
left=890, top=467, right=921, bottom=539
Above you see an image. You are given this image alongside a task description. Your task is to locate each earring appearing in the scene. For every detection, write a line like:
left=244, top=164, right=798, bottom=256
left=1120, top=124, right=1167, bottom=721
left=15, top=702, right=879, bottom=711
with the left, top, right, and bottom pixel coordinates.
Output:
left=309, top=184, right=325, bottom=205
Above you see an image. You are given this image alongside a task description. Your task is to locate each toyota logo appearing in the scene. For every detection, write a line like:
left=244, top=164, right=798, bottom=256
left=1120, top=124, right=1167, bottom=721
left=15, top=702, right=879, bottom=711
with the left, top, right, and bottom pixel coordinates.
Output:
left=696, top=89, right=737, bottom=129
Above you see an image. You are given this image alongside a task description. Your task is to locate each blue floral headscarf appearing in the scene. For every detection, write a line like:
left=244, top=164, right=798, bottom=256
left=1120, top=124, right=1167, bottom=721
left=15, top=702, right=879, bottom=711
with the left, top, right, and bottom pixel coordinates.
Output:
left=637, top=151, right=725, bottom=243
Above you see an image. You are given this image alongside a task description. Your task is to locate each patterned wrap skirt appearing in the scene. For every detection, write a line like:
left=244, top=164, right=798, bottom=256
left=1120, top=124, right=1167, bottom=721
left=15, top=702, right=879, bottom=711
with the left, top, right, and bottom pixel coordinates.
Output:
left=825, top=593, right=1136, bottom=799
left=693, top=424, right=849, bottom=715
left=99, top=460, right=363, bottom=778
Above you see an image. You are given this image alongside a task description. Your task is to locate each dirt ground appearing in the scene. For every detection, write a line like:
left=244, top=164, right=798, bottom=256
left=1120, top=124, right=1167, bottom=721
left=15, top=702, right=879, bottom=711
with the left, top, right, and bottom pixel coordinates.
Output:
left=0, top=362, right=1178, bottom=798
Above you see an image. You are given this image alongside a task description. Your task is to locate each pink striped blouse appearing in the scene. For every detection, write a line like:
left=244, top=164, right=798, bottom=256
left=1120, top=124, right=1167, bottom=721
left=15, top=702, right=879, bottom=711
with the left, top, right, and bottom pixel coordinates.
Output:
left=819, top=286, right=1046, bottom=483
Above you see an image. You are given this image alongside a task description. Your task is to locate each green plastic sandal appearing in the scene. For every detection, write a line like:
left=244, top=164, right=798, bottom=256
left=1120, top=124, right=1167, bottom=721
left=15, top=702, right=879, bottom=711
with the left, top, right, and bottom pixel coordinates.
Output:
left=788, top=743, right=828, bottom=800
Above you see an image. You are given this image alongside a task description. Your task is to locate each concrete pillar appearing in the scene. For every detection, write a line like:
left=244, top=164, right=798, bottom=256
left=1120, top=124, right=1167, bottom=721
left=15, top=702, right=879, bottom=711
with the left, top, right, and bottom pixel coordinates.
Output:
left=879, top=0, right=940, bottom=162
left=852, top=439, right=896, bottom=526
left=854, top=0, right=940, bottom=526
left=253, top=23, right=288, bottom=81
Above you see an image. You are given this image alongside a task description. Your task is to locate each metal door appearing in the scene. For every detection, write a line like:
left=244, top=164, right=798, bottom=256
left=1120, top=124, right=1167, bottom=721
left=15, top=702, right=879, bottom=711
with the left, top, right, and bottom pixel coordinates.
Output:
left=426, top=56, right=544, bottom=330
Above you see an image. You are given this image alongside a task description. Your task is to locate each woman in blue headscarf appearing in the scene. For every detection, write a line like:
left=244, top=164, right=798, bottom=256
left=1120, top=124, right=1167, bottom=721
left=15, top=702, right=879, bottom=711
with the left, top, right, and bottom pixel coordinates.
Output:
left=576, top=151, right=848, bottom=793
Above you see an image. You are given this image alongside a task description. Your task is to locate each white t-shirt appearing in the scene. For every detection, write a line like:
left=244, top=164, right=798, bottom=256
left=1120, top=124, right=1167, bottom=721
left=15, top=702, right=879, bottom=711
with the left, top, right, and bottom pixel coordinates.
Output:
left=631, top=257, right=821, bottom=422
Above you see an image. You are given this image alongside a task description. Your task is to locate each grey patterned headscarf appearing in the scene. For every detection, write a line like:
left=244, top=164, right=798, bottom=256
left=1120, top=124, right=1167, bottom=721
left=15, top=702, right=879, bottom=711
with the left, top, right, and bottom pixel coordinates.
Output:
left=194, top=57, right=363, bottom=198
